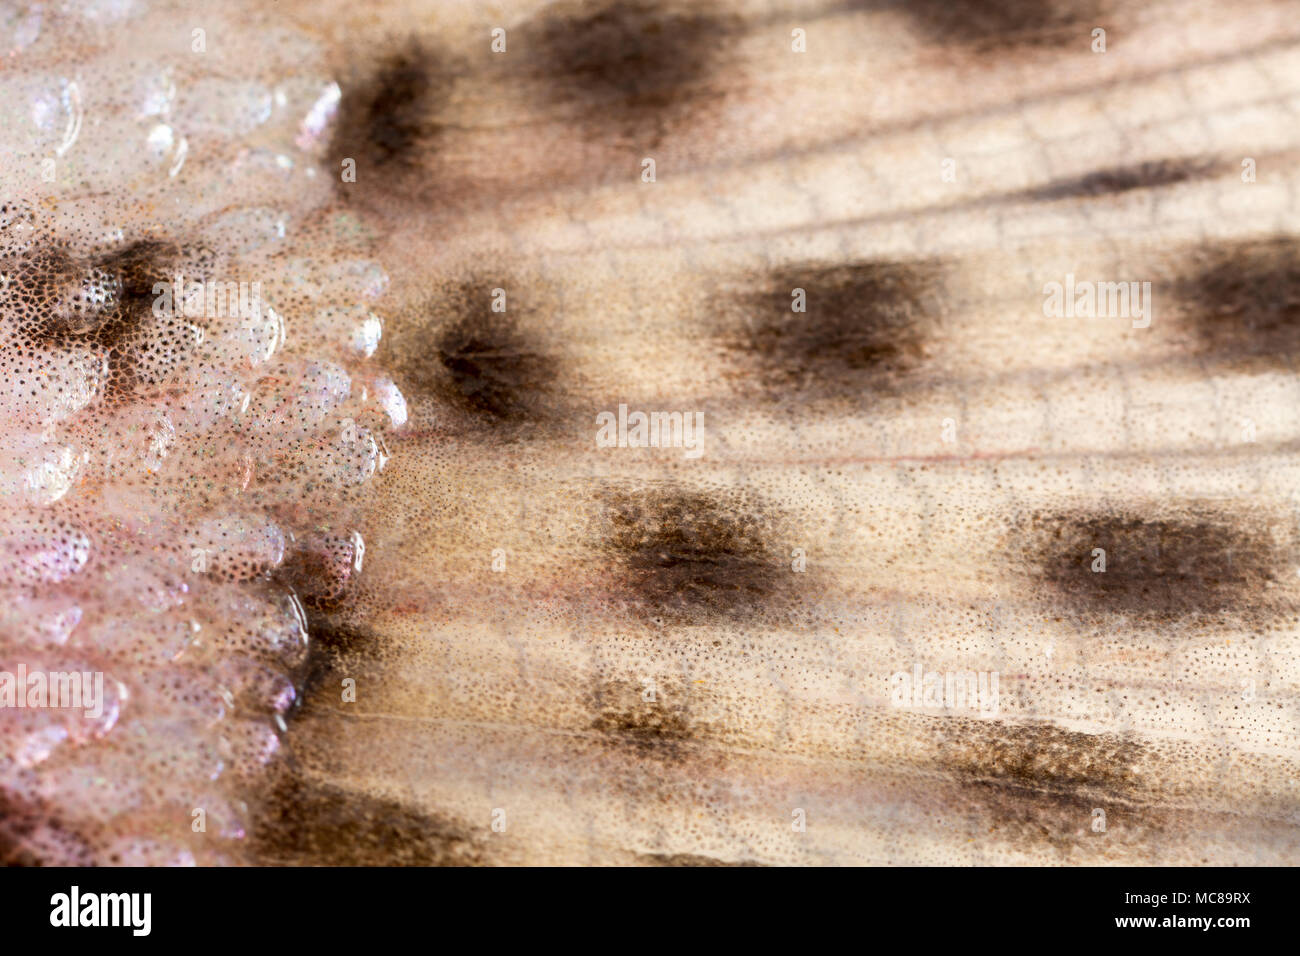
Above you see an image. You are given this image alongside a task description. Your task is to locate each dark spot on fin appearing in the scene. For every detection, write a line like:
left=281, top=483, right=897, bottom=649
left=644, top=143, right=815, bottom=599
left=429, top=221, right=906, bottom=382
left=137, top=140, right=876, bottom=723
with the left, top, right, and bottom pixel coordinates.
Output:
left=872, top=0, right=1112, bottom=51
left=292, top=610, right=384, bottom=715
left=602, top=487, right=803, bottom=625
left=398, top=278, right=562, bottom=434
left=1171, top=237, right=1300, bottom=363
left=251, top=776, right=484, bottom=866
left=7, top=245, right=77, bottom=328
left=718, top=259, right=947, bottom=404
left=1023, top=157, right=1219, bottom=201
left=941, top=720, right=1143, bottom=793
left=330, top=40, right=457, bottom=192
left=435, top=312, right=555, bottom=422
left=589, top=678, right=695, bottom=762
left=1015, top=506, right=1294, bottom=620
left=935, top=719, right=1153, bottom=854
left=523, top=0, right=737, bottom=139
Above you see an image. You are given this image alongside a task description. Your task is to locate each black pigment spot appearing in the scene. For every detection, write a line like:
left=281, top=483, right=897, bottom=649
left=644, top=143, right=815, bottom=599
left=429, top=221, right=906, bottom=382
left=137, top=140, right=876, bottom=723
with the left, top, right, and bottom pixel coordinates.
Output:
left=1170, top=237, right=1300, bottom=362
left=870, top=0, right=1112, bottom=51
left=329, top=40, right=458, bottom=191
left=399, top=278, right=562, bottom=433
left=934, top=718, right=1156, bottom=855
left=601, top=487, right=802, bottom=625
left=523, top=0, right=738, bottom=138
left=719, top=259, right=948, bottom=403
left=589, top=678, right=696, bottom=762
left=941, top=720, right=1143, bottom=793
left=1024, top=157, right=1220, bottom=201
left=252, top=776, right=484, bottom=866
left=293, top=612, right=385, bottom=714
left=1015, top=506, right=1293, bottom=620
